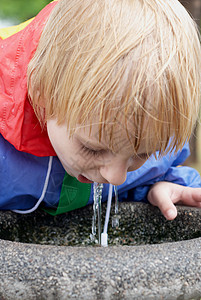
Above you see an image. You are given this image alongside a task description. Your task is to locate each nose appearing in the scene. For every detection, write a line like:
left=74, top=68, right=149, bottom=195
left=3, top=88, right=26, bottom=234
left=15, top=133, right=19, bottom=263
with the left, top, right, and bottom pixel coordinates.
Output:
left=99, top=160, right=128, bottom=186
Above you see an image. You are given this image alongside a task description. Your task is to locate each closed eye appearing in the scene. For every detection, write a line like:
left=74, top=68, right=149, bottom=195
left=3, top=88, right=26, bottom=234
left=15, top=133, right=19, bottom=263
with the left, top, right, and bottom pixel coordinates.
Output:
left=80, top=145, right=106, bottom=157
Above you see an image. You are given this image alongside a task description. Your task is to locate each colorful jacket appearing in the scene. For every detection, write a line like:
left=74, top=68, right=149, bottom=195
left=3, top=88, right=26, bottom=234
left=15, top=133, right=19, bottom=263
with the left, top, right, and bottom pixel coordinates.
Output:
left=0, top=2, right=200, bottom=214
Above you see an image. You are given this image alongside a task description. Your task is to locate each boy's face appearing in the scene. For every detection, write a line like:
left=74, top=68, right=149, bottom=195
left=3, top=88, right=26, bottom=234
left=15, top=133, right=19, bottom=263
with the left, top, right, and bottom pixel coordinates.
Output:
left=47, top=118, right=152, bottom=185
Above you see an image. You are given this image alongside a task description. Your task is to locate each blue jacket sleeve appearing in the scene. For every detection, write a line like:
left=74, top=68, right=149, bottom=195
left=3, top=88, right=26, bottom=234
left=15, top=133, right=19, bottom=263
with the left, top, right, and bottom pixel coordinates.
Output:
left=119, top=143, right=201, bottom=202
left=0, top=134, right=65, bottom=210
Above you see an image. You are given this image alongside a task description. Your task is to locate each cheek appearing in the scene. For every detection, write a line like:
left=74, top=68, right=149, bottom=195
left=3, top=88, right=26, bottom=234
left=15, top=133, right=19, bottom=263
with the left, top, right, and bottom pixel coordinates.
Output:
left=55, top=143, right=86, bottom=170
left=47, top=121, right=59, bottom=151
left=128, top=159, right=147, bottom=172
left=137, top=159, right=147, bottom=169
left=50, top=138, right=66, bottom=159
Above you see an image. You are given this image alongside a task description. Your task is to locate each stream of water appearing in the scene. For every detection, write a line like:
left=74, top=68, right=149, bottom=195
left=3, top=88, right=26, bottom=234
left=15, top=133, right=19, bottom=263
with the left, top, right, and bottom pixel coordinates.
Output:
left=91, top=183, right=120, bottom=245
left=90, top=183, right=103, bottom=244
left=112, top=185, right=120, bottom=228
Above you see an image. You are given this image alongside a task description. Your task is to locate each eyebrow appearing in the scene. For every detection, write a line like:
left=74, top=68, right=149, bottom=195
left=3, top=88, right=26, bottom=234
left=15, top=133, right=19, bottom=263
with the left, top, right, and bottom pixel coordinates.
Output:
left=75, top=135, right=107, bottom=150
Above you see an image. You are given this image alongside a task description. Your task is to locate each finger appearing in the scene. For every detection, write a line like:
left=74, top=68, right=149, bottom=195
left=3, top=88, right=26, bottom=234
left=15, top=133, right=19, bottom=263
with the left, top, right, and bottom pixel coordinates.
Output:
left=148, top=188, right=177, bottom=220
left=180, top=187, right=201, bottom=207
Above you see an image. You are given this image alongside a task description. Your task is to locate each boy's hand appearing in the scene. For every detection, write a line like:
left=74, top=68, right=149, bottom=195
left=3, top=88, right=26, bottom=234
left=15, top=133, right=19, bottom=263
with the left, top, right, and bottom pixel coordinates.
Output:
left=147, top=181, right=201, bottom=220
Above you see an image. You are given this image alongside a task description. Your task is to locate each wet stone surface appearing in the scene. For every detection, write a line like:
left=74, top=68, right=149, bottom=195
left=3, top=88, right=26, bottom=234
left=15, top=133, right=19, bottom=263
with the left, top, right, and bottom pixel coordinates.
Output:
left=0, top=202, right=200, bottom=246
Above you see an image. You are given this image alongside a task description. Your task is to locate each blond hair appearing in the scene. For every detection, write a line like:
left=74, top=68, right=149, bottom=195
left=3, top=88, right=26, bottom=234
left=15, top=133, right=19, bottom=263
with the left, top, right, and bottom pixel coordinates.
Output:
left=28, top=0, right=201, bottom=155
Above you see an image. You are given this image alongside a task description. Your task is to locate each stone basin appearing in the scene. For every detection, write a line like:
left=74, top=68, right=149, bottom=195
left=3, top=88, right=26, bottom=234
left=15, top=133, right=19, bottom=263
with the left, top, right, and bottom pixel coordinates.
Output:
left=0, top=202, right=200, bottom=299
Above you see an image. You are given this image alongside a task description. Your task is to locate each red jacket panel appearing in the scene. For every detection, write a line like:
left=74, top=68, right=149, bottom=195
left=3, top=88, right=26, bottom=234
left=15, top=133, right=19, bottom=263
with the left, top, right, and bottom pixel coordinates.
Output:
left=0, top=2, right=57, bottom=156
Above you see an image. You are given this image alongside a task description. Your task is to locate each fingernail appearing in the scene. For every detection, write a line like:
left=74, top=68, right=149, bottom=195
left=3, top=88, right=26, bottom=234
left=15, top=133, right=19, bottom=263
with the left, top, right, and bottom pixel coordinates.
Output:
left=166, top=209, right=176, bottom=220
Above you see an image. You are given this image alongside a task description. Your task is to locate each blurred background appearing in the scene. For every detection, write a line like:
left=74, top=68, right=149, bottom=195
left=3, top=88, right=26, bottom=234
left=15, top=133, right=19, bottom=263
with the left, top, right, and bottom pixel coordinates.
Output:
left=0, top=0, right=51, bottom=25
left=0, top=0, right=201, bottom=173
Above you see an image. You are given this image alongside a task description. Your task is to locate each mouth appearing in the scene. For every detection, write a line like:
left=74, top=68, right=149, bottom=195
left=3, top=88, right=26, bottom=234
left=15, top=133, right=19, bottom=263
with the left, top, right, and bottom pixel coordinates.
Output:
left=77, top=174, right=94, bottom=184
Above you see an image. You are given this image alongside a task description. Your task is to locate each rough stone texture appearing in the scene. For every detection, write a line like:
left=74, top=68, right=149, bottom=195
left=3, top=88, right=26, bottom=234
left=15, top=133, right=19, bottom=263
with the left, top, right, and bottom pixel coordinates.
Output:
left=0, top=203, right=200, bottom=246
left=0, top=203, right=200, bottom=300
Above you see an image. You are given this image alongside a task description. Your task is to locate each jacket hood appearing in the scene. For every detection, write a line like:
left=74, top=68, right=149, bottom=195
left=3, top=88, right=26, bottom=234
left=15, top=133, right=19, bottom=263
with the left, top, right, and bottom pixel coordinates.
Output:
left=0, top=2, right=57, bottom=156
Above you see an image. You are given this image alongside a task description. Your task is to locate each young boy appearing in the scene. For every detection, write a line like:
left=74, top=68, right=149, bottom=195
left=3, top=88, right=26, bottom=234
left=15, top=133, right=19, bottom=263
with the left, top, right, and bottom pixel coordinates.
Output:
left=0, top=0, right=201, bottom=220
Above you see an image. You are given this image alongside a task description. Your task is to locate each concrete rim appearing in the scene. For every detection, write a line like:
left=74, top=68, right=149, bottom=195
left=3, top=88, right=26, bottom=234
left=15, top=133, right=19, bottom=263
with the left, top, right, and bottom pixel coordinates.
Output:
left=0, top=204, right=200, bottom=300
